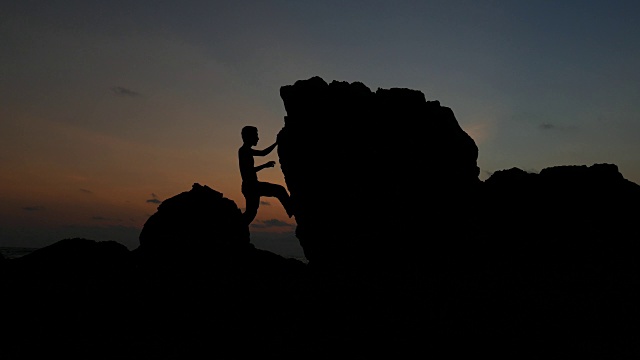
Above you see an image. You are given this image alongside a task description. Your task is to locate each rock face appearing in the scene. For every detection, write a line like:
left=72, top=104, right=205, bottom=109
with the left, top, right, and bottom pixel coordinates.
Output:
left=277, top=76, right=480, bottom=267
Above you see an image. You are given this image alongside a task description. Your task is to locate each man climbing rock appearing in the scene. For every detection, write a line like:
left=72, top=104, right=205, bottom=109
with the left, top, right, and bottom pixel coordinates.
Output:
left=238, top=125, right=293, bottom=225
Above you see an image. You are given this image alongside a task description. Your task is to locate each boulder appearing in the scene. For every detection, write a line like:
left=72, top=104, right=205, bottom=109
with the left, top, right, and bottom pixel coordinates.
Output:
left=137, top=183, right=251, bottom=262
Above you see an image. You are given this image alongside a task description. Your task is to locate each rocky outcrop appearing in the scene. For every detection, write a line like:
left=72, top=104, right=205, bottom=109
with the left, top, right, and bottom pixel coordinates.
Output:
left=483, top=163, right=640, bottom=242
left=480, top=163, right=640, bottom=281
left=277, top=76, right=481, bottom=267
left=137, top=183, right=251, bottom=261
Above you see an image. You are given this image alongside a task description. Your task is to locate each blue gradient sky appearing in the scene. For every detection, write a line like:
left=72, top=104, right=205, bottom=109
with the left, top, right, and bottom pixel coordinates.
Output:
left=2, top=1, right=639, bottom=254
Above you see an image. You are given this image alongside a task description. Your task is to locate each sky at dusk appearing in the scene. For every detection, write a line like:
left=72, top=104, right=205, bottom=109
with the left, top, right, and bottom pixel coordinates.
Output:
left=2, top=1, right=639, bottom=254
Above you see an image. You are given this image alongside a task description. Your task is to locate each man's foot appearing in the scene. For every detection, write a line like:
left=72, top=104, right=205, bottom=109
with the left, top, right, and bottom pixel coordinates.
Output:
left=285, top=202, right=295, bottom=218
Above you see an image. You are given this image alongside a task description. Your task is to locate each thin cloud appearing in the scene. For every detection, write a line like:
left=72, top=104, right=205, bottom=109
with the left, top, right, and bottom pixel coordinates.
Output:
left=111, top=86, right=141, bottom=97
left=23, top=206, right=45, bottom=212
left=250, top=219, right=295, bottom=229
left=91, top=216, right=123, bottom=222
left=146, top=193, right=162, bottom=204
left=539, top=123, right=576, bottom=132
left=80, top=188, right=93, bottom=194
left=260, top=201, right=271, bottom=206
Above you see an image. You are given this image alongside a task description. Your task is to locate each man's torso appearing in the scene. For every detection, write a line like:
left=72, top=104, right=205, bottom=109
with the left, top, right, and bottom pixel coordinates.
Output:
left=238, top=146, right=258, bottom=184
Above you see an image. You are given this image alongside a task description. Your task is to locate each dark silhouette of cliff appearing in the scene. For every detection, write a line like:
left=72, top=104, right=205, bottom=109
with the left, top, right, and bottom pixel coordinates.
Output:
left=3, top=77, right=640, bottom=358
left=277, top=76, right=481, bottom=270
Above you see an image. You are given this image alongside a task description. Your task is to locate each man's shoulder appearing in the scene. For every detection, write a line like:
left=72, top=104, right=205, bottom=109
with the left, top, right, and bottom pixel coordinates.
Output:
left=239, top=146, right=254, bottom=158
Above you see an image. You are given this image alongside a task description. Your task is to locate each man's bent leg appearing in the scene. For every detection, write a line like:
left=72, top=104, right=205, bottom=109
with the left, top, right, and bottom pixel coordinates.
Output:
left=257, top=182, right=293, bottom=218
left=242, top=190, right=260, bottom=226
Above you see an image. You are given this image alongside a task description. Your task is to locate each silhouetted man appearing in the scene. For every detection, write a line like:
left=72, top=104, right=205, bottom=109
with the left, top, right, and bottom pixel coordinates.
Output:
left=239, top=125, right=293, bottom=226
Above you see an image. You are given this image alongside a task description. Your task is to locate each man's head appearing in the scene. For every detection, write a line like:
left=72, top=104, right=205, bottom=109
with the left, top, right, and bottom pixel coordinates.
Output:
left=241, top=126, right=258, bottom=144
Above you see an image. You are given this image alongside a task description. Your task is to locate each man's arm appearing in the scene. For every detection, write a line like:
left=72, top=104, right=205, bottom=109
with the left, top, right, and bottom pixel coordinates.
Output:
left=255, top=160, right=276, bottom=172
left=251, top=141, right=277, bottom=157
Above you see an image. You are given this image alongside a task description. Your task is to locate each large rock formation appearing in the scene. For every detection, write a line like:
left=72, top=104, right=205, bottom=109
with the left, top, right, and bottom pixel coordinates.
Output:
left=4, top=77, right=640, bottom=358
left=277, top=76, right=481, bottom=268
left=274, top=77, right=640, bottom=357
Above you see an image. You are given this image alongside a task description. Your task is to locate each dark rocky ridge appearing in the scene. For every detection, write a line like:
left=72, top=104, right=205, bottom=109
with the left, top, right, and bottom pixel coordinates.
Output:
left=480, top=163, right=640, bottom=284
left=3, top=77, right=640, bottom=358
left=3, top=184, right=309, bottom=358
